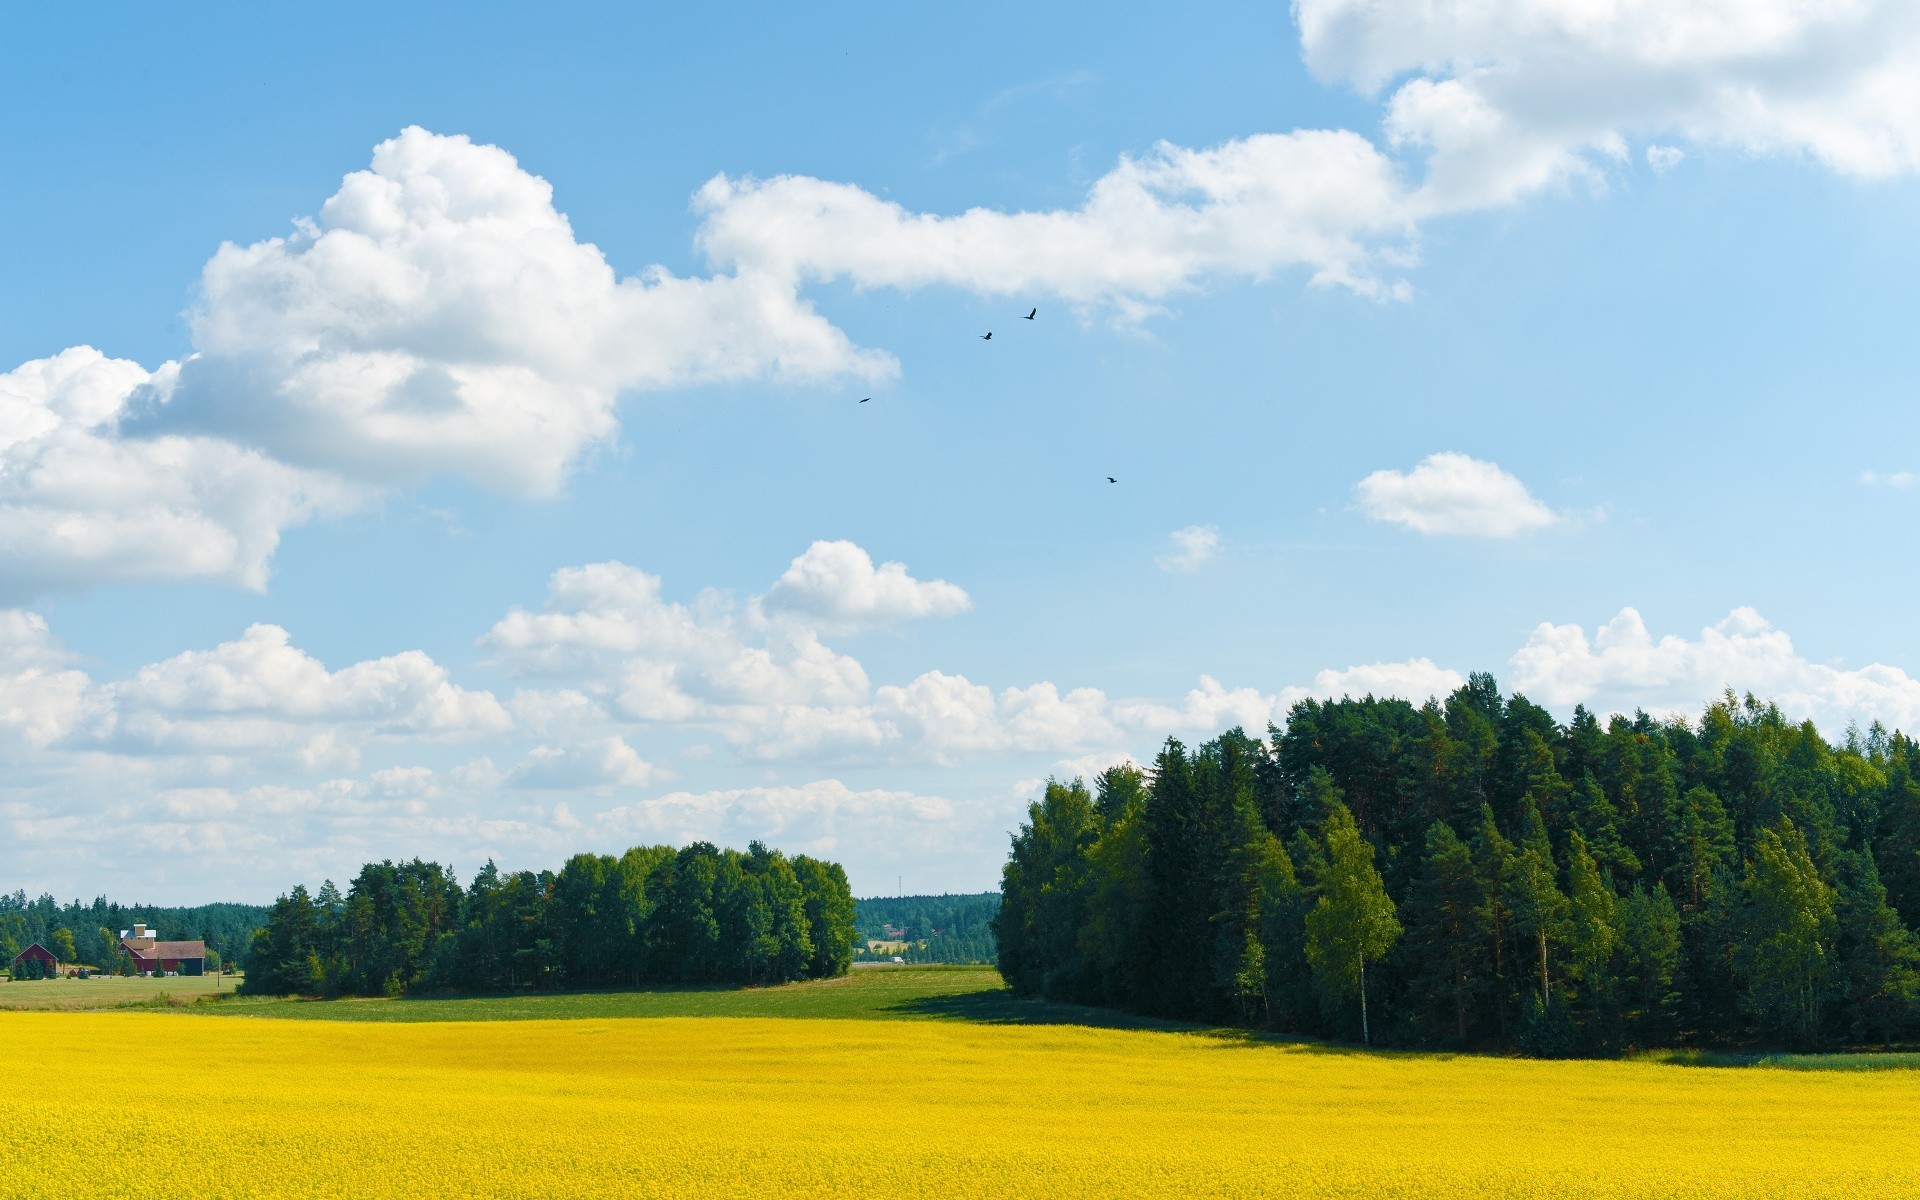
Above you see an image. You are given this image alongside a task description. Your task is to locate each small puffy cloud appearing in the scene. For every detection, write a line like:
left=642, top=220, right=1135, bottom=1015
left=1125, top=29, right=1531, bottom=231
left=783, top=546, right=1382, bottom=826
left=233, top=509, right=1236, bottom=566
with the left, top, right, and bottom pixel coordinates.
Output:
left=1155, top=525, right=1221, bottom=573
left=596, top=779, right=956, bottom=854
left=696, top=130, right=1419, bottom=306
left=482, top=559, right=871, bottom=716
left=109, top=624, right=509, bottom=742
left=1509, top=606, right=1920, bottom=731
left=1646, top=145, right=1686, bottom=173
left=763, top=540, right=971, bottom=630
left=1355, top=452, right=1559, bottom=537
left=1115, top=675, right=1286, bottom=736
left=508, top=737, right=656, bottom=790
left=1280, top=659, right=1467, bottom=709
left=1861, top=469, right=1918, bottom=489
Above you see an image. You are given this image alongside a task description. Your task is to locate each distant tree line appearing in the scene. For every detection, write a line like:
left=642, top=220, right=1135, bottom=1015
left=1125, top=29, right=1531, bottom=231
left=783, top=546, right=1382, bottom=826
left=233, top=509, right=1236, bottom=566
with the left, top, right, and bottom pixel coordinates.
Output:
left=0, top=892, right=260, bottom=973
left=853, top=894, right=998, bottom=963
left=995, top=678, right=1920, bottom=1054
left=242, top=841, right=856, bottom=997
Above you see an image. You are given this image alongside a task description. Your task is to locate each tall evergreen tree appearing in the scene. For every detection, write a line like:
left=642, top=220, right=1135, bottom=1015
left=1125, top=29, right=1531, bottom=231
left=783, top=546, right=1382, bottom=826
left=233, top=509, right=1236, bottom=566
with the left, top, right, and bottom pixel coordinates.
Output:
left=1738, top=819, right=1838, bottom=1046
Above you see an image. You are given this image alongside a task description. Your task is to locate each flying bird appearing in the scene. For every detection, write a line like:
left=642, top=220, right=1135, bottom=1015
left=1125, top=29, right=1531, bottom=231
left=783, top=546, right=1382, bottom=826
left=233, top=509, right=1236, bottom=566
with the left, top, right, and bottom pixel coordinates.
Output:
left=1023, top=308, right=1037, bottom=320
left=859, top=397, right=870, bottom=403
left=1107, top=476, right=1117, bottom=484
left=980, top=332, right=992, bottom=340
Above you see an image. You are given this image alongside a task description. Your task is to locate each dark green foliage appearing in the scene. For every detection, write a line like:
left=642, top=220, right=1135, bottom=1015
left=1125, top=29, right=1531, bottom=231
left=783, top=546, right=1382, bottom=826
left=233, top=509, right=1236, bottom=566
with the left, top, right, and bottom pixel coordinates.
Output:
left=851, top=892, right=996, bottom=964
left=0, top=891, right=268, bottom=969
left=241, top=841, right=855, bottom=997
left=995, top=681, right=1920, bottom=1053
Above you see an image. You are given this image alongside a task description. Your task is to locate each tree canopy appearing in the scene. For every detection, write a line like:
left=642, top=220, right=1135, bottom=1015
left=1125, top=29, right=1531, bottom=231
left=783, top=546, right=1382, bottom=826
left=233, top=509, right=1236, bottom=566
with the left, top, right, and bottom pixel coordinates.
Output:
left=996, top=677, right=1920, bottom=1053
left=241, top=841, right=856, bottom=997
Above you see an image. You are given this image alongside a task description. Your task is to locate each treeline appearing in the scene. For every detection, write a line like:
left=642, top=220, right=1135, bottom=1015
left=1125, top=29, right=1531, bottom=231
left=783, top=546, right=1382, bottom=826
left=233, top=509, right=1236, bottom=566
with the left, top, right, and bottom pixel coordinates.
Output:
left=242, top=841, right=856, bottom=997
left=854, top=894, right=998, bottom=964
left=995, top=677, right=1920, bottom=1054
left=0, top=892, right=265, bottom=970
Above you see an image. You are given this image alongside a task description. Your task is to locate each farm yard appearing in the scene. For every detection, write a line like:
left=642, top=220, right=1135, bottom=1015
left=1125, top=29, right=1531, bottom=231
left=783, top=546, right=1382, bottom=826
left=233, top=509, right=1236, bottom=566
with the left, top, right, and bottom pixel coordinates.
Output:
left=4, top=967, right=1918, bottom=1198
left=0, top=971, right=232, bottom=1011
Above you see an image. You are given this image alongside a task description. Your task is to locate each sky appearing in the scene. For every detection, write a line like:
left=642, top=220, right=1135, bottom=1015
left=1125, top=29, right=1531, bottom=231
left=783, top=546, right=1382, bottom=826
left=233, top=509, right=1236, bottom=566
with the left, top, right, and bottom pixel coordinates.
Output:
left=5, top=1, right=1920, bottom=904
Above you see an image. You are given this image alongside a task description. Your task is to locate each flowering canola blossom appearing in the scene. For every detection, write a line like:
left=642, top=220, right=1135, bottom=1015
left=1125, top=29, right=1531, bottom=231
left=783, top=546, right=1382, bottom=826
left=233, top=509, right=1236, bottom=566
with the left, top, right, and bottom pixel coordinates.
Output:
left=2, top=1013, right=1915, bottom=1198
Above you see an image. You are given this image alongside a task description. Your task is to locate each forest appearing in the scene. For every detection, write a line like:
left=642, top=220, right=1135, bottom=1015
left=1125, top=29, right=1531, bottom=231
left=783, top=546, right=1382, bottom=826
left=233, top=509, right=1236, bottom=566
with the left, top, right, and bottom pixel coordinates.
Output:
left=853, top=893, right=998, bottom=963
left=994, top=677, right=1920, bottom=1054
left=241, top=840, right=856, bottom=997
left=0, top=892, right=266, bottom=972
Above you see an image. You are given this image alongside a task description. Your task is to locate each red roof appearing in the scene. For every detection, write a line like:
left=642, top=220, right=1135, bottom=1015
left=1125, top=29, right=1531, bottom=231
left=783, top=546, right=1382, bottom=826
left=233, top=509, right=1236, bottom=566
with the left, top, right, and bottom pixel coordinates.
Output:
left=10, top=943, right=57, bottom=967
left=124, top=939, right=206, bottom=962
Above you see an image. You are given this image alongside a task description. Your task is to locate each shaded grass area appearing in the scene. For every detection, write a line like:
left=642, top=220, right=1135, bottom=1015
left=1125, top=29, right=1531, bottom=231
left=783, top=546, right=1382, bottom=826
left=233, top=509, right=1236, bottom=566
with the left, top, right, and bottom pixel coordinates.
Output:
left=25, top=965, right=1920, bottom=1072
left=199, top=965, right=1029, bottom=1024
left=1642, top=1047, right=1920, bottom=1072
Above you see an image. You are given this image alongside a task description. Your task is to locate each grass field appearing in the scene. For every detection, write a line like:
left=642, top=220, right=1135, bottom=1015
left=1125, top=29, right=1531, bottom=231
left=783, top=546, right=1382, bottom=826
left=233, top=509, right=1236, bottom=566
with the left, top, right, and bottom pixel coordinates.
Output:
left=7, top=966, right=1920, bottom=1198
left=0, top=972, right=234, bottom=1010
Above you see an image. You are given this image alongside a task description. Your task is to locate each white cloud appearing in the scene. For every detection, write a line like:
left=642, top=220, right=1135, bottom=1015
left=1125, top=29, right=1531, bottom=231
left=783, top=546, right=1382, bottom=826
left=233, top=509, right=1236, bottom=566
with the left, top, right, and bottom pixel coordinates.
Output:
left=695, top=130, right=1420, bottom=306
left=141, top=127, right=892, bottom=497
left=1510, top=606, right=1920, bottom=730
left=1279, top=659, right=1468, bottom=710
left=764, top=540, right=971, bottom=630
left=595, top=779, right=956, bottom=855
left=2, top=130, right=895, bottom=597
left=0, top=610, right=100, bottom=749
left=1862, top=469, right=1918, bottom=489
left=508, top=737, right=657, bottom=790
left=1156, top=525, right=1221, bottom=573
left=1297, top=0, right=1920, bottom=211
left=1355, top=451, right=1560, bottom=537
left=1646, top=145, right=1687, bottom=173
left=0, top=617, right=508, bottom=774
left=0, top=348, right=360, bottom=593
left=108, top=624, right=509, bottom=747
left=482, top=560, right=871, bottom=717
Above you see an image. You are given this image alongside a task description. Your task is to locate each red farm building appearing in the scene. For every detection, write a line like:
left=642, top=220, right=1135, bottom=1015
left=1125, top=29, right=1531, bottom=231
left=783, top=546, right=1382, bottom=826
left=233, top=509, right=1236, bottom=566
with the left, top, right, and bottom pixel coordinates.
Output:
left=9, top=943, right=59, bottom=975
left=119, top=924, right=207, bottom=976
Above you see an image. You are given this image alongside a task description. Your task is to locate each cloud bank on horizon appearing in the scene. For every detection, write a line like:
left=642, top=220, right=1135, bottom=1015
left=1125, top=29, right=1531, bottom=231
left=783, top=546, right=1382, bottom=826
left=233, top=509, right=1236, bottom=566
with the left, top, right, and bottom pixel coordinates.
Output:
left=7, top=535, right=1920, bottom=896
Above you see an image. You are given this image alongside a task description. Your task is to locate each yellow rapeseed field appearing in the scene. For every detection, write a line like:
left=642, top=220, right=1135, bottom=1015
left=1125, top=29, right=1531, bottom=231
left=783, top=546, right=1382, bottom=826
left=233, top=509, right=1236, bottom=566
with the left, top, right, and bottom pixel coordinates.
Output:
left=3, top=1012, right=1915, bottom=1198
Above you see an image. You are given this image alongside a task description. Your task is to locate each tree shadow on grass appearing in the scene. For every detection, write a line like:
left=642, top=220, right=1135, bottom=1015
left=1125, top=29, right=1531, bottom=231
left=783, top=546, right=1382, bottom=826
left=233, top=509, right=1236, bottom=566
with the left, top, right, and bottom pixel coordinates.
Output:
left=889, top=986, right=1199, bottom=1032
left=889, top=987, right=1465, bottom=1062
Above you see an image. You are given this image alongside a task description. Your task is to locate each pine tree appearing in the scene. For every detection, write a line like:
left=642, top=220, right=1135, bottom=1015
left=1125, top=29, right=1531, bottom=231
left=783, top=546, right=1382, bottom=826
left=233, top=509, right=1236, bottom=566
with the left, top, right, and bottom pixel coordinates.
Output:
left=1563, top=831, right=1619, bottom=1045
left=1834, top=850, right=1920, bottom=1045
left=1505, top=801, right=1570, bottom=1007
left=1737, top=818, right=1838, bottom=1047
left=1402, top=821, right=1485, bottom=1044
left=1615, top=884, right=1681, bottom=1046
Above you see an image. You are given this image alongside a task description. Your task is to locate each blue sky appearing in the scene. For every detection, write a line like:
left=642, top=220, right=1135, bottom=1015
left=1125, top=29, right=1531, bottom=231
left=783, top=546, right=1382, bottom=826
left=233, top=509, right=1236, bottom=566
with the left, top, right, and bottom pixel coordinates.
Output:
left=5, top=1, right=1920, bottom=902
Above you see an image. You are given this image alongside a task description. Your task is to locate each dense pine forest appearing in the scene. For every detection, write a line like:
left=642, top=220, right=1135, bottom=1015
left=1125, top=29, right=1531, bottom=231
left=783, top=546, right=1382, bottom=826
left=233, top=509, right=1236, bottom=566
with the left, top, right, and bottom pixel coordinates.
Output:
left=994, top=677, right=1920, bottom=1054
left=853, top=893, right=999, bottom=963
left=243, top=841, right=855, bottom=997
left=0, top=892, right=266, bottom=971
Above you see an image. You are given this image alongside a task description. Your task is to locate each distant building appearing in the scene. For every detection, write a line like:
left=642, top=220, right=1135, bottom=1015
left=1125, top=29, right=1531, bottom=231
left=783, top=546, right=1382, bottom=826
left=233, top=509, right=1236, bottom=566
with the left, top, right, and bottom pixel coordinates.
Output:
left=9, top=943, right=58, bottom=975
left=119, top=923, right=206, bottom=976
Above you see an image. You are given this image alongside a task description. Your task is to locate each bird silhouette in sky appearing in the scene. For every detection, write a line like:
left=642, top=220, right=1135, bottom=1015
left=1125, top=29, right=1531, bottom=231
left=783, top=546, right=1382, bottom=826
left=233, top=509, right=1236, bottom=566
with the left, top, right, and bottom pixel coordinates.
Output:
left=1107, top=476, right=1117, bottom=484
left=980, top=332, right=992, bottom=340
left=859, top=397, right=870, bottom=403
left=1023, top=308, right=1037, bottom=320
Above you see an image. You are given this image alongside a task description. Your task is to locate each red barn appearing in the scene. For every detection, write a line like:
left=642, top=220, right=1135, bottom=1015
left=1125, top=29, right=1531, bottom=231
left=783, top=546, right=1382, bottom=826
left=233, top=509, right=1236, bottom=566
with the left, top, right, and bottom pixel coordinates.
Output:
left=9, top=943, right=59, bottom=976
left=119, top=924, right=207, bottom=977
